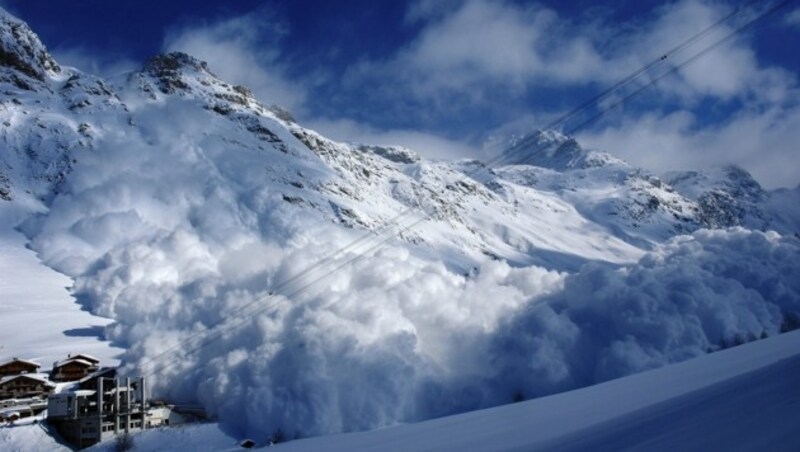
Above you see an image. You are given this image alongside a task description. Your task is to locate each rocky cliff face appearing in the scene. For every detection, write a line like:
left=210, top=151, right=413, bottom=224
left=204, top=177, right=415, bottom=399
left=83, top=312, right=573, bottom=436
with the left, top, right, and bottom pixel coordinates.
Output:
left=0, top=10, right=60, bottom=87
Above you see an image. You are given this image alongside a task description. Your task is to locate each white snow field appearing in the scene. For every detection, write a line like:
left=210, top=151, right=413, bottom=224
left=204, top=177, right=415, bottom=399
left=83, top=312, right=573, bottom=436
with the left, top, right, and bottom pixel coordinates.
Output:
left=0, top=202, right=122, bottom=368
left=2, top=328, right=786, bottom=451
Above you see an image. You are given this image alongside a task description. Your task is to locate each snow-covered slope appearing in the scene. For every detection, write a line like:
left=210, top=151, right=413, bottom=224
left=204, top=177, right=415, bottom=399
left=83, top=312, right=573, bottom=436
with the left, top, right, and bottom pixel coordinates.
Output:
left=493, top=129, right=799, bottom=246
left=0, top=10, right=133, bottom=203
left=0, top=202, right=122, bottom=368
left=1, top=6, right=799, bottom=447
left=666, top=166, right=772, bottom=230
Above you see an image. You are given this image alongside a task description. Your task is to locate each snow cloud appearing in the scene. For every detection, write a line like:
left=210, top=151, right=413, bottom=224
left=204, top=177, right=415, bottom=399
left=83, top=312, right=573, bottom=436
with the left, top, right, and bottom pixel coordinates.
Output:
left=488, top=228, right=800, bottom=402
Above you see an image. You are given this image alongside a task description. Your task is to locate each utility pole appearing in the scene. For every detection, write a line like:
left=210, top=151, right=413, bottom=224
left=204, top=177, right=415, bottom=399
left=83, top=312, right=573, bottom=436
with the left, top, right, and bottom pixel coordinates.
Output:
left=125, top=377, right=131, bottom=434
left=140, top=377, right=147, bottom=430
left=114, top=377, right=120, bottom=434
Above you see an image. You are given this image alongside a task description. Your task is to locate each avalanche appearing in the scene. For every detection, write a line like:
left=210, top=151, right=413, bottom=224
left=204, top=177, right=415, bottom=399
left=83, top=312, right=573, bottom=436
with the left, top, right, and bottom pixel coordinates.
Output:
left=1, top=5, right=799, bottom=446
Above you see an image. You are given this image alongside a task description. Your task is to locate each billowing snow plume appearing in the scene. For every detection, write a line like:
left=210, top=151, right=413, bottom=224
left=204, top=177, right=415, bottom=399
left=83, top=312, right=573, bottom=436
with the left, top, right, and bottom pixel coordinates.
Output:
left=489, top=228, right=800, bottom=402
left=23, top=119, right=800, bottom=439
left=19, top=94, right=569, bottom=438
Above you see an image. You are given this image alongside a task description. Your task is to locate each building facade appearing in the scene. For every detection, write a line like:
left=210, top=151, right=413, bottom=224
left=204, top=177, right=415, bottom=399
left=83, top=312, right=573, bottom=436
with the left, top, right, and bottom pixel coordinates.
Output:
left=48, top=376, right=157, bottom=449
left=0, top=358, right=41, bottom=378
left=0, top=374, right=54, bottom=400
left=51, top=354, right=100, bottom=382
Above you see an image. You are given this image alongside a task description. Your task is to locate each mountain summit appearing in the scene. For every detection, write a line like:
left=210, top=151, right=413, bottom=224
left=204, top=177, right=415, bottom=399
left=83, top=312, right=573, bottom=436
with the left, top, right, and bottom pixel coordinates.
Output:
left=0, top=7, right=59, bottom=87
left=499, top=129, right=625, bottom=170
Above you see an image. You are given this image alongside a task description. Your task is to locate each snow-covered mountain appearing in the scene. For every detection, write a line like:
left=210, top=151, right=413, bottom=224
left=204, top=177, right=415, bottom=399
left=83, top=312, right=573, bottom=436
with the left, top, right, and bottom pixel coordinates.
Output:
left=494, top=129, right=797, bottom=245
left=1, top=7, right=799, bottom=445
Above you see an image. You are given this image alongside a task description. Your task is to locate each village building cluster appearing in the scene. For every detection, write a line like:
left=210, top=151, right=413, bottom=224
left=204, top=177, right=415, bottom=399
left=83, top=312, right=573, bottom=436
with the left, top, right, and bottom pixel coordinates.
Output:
left=0, top=353, right=189, bottom=449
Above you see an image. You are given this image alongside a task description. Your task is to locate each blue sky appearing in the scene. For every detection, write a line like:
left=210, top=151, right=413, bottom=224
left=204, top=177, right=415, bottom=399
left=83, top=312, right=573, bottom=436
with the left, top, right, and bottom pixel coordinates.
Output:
left=3, top=0, right=799, bottom=188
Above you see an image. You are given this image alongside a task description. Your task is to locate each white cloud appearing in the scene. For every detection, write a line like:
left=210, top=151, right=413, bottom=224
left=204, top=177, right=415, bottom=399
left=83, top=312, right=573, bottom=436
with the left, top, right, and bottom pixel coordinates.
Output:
left=516, top=0, right=800, bottom=190
left=578, top=97, right=800, bottom=189
left=341, top=0, right=792, bottom=119
left=784, top=8, right=800, bottom=27
left=346, top=0, right=608, bottom=100
left=163, top=11, right=307, bottom=114
left=402, top=0, right=546, bottom=89
left=619, top=0, right=787, bottom=104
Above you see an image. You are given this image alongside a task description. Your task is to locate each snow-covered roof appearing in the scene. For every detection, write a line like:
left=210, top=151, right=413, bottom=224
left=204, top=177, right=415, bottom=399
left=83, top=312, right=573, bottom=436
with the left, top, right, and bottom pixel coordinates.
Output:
left=53, top=358, right=97, bottom=369
left=0, top=411, right=21, bottom=420
left=72, top=389, right=96, bottom=397
left=0, top=358, right=41, bottom=369
left=67, top=353, right=100, bottom=364
left=0, top=373, right=54, bottom=387
left=77, top=366, right=115, bottom=384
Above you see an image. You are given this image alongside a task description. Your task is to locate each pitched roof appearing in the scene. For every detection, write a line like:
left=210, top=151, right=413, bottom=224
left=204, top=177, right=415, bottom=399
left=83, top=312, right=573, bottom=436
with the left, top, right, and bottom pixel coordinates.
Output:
left=67, top=353, right=100, bottom=364
left=54, top=358, right=96, bottom=369
left=0, top=358, right=41, bottom=369
left=78, top=366, right=116, bottom=384
left=0, top=373, right=55, bottom=387
left=53, top=353, right=101, bottom=368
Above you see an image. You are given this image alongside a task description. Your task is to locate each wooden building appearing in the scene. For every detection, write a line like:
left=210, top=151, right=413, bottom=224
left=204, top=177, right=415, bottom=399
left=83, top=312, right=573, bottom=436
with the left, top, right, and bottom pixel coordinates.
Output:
left=51, top=354, right=101, bottom=382
left=0, top=358, right=41, bottom=377
left=0, top=374, right=55, bottom=400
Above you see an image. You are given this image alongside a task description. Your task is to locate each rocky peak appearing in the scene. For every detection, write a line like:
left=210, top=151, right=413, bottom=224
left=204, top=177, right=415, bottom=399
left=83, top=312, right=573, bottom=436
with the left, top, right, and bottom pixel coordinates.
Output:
left=666, top=165, right=765, bottom=200
left=500, top=130, right=622, bottom=171
left=143, top=52, right=213, bottom=76
left=665, top=165, right=770, bottom=230
left=133, top=51, right=262, bottom=112
left=0, top=8, right=60, bottom=86
left=137, top=52, right=216, bottom=95
left=357, top=144, right=420, bottom=164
